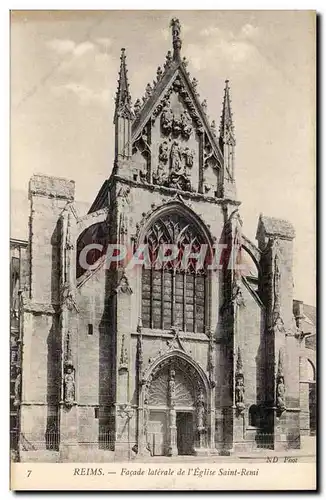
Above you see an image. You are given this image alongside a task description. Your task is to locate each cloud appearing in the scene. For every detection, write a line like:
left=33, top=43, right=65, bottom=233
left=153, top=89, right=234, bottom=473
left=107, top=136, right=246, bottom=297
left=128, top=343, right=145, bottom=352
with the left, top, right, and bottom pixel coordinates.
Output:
left=53, top=82, right=111, bottom=106
left=73, top=41, right=94, bottom=57
left=240, top=23, right=260, bottom=40
left=47, top=38, right=95, bottom=57
left=188, top=23, right=261, bottom=71
left=95, top=37, right=112, bottom=50
left=199, top=26, right=222, bottom=38
left=200, top=23, right=260, bottom=42
left=218, top=39, right=255, bottom=64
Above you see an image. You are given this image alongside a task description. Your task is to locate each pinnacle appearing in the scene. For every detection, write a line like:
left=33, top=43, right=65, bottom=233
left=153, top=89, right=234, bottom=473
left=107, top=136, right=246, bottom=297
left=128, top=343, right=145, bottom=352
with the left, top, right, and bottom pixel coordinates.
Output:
left=219, top=79, right=235, bottom=142
left=114, top=47, right=133, bottom=122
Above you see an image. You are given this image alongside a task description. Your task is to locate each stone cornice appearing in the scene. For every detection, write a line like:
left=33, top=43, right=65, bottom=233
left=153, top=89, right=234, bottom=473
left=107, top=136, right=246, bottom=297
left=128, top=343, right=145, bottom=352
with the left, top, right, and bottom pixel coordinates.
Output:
left=131, top=328, right=210, bottom=343
left=22, top=300, right=59, bottom=315
left=29, top=174, right=75, bottom=201
left=113, top=174, right=241, bottom=207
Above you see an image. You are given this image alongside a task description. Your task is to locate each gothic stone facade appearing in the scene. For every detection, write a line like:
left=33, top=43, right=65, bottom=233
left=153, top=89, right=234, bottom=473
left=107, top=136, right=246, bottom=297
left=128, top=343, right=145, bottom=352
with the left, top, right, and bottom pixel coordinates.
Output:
left=13, top=19, right=313, bottom=461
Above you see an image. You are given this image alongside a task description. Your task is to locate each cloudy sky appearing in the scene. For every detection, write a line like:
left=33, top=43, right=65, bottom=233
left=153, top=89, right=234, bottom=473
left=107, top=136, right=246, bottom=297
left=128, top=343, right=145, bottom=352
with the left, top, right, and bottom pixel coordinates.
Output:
left=11, top=10, right=315, bottom=305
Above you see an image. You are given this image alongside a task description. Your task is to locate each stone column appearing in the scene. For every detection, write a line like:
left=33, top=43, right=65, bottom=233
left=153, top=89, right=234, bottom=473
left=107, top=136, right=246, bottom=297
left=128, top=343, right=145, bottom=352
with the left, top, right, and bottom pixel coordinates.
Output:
left=114, top=272, right=133, bottom=459
left=168, top=407, right=178, bottom=456
left=256, top=215, right=297, bottom=450
left=168, top=369, right=178, bottom=456
left=59, top=207, right=79, bottom=461
left=221, top=207, right=245, bottom=454
left=194, top=389, right=207, bottom=455
left=208, top=330, right=216, bottom=453
left=233, top=346, right=246, bottom=452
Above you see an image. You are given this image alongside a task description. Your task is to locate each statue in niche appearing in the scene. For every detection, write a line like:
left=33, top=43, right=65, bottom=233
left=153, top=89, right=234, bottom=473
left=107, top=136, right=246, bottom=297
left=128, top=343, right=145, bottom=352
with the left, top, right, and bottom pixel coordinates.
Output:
left=182, top=147, right=194, bottom=169
left=235, top=376, right=245, bottom=407
left=153, top=163, right=168, bottom=185
left=153, top=142, right=169, bottom=185
left=119, top=334, right=128, bottom=371
left=276, top=349, right=286, bottom=414
left=196, top=389, right=205, bottom=429
left=172, top=115, right=182, bottom=136
left=235, top=347, right=245, bottom=413
left=168, top=369, right=176, bottom=408
left=64, top=364, right=75, bottom=407
left=276, top=376, right=286, bottom=412
left=161, top=102, right=173, bottom=135
left=170, top=141, right=183, bottom=173
left=180, top=110, right=192, bottom=139
left=159, top=141, right=169, bottom=164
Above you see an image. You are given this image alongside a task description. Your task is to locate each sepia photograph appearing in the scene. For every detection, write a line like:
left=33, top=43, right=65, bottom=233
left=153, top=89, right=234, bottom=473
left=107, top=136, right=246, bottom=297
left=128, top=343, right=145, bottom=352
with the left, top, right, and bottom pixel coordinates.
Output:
left=10, top=9, right=316, bottom=490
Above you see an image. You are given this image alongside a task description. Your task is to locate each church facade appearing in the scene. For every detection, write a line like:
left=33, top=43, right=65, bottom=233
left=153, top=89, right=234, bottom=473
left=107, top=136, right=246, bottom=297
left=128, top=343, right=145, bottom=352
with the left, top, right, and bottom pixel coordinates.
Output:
left=11, top=19, right=316, bottom=462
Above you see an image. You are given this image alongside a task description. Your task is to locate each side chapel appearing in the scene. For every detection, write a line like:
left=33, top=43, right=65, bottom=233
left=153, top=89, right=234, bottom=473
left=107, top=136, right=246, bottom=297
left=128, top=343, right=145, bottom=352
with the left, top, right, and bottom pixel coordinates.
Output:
left=13, top=19, right=311, bottom=460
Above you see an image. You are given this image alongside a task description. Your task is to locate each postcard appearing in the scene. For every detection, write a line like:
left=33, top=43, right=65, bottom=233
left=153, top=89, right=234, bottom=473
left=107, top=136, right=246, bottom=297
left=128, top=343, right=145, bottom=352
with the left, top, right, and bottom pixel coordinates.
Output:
left=10, top=10, right=316, bottom=491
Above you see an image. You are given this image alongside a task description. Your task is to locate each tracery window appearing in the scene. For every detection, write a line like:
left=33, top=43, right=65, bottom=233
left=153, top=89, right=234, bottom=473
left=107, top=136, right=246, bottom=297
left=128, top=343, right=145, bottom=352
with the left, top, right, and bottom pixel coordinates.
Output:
left=141, top=214, right=209, bottom=333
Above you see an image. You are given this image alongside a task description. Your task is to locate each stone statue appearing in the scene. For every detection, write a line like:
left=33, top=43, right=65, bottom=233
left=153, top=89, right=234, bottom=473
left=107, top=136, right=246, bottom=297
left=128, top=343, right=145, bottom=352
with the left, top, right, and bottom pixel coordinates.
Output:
left=165, top=50, right=173, bottom=69
left=192, top=77, right=198, bottom=90
left=235, top=376, right=245, bottom=404
left=153, top=141, right=169, bottom=185
left=180, top=110, right=192, bottom=139
left=276, top=376, right=286, bottom=411
left=170, top=141, right=182, bottom=173
left=182, top=147, right=194, bottom=169
left=201, top=99, right=207, bottom=114
left=145, top=83, right=152, bottom=99
left=161, top=102, right=173, bottom=135
left=196, top=390, right=205, bottom=429
left=64, top=365, right=75, bottom=406
left=171, top=17, right=181, bottom=43
left=172, top=115, right=182, bottom=136
left=153, top=163, right=168, bottom=185
left=134, top=98, right=142, bottom=115
left=168, top=369, right=176, bottom=407
left=159, top=141, right=169, bottom=164
left=235, top=347, right=245, bottom=413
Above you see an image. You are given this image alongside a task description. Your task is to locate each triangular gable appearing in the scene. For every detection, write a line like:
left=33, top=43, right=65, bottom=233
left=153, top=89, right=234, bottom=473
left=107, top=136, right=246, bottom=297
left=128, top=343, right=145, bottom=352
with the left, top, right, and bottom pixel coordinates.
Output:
left=132, top=61, right=224, bottom=166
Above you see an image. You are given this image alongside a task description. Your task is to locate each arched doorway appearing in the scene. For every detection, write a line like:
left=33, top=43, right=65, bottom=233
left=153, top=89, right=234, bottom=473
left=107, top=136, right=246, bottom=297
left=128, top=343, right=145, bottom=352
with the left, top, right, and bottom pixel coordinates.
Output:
left=141, top=353, right=208, bottom=456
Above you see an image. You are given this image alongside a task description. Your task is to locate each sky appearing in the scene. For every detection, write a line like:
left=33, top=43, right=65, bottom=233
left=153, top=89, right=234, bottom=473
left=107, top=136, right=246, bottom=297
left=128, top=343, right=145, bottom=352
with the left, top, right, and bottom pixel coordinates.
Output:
left=10, top=10, right=316, bottom=305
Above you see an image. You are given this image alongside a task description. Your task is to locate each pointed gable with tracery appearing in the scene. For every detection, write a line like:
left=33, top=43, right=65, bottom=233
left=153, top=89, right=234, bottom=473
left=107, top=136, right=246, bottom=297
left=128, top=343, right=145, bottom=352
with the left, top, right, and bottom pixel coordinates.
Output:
left=112, top=18, right=237, bottom=201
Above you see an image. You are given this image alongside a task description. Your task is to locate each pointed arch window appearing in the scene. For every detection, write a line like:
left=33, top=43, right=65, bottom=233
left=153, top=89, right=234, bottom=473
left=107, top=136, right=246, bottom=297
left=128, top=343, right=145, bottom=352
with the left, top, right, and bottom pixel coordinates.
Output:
left=141, top=214, right=209, bottom=333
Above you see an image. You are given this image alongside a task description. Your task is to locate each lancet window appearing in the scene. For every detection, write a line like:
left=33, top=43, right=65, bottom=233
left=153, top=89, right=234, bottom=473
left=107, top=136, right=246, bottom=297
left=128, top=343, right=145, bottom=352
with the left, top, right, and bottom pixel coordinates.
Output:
left=141, top=214, right=209, bottom=333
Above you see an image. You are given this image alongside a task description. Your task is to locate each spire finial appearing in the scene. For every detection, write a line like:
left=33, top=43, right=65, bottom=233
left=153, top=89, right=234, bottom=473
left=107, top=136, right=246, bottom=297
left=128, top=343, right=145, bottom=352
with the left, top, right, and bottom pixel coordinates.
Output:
left=170, top=18, right=182, bottom=61
left=114, top=47, right=133, bottom=123
left=219, top=79, right=235, bottom=144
